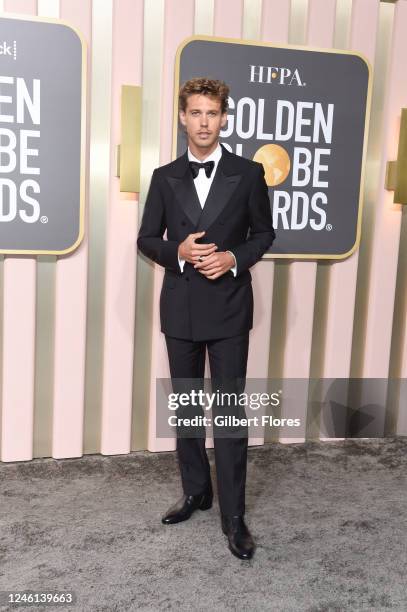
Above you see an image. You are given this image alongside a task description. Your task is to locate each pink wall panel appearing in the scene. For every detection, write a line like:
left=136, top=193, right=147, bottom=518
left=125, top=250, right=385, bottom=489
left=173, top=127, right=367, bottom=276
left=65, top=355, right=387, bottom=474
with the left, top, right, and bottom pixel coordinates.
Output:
left=1, top=0, right=37, bottom=462
left=100, top=0, right=143, bottom=455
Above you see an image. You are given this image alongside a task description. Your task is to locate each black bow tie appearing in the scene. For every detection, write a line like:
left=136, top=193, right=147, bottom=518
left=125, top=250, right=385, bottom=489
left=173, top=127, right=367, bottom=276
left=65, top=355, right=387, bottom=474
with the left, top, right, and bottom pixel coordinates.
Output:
left=189, top=160, right=215, bottom=179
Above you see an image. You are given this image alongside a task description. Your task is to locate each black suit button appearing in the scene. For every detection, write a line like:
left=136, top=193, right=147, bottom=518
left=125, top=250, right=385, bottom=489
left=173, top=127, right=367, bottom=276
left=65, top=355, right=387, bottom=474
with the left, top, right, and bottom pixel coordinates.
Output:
left=181, top=221, right=186, bottom=226
left=219, top=220, right=225, bottom=225
left=185, top=276, right=189, bottom=281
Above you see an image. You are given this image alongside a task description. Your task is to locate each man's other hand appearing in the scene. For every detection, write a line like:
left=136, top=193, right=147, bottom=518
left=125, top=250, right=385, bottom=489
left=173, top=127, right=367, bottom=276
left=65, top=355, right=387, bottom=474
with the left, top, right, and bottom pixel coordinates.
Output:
left=178, top=231, right=218, bottom=263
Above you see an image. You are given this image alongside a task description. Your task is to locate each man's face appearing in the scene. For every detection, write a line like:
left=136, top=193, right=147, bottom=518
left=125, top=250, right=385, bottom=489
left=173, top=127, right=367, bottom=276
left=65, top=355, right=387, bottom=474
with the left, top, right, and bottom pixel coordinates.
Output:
left=179, top=93, right=228, bottom=151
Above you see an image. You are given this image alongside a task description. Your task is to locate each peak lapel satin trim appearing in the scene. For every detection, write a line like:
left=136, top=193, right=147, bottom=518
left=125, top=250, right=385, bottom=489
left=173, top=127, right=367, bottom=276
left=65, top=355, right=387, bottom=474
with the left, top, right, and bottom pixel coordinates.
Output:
left=165, top=145, right=242, bottom=230
left=195, top=170, right=242, bottom=231
left=166, top=173, right=202, bottom=227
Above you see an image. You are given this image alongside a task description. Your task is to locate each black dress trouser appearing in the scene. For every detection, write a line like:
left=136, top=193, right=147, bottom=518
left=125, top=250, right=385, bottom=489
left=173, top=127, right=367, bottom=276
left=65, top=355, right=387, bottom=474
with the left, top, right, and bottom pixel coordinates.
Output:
left=164, top=332, right=250, bottom=517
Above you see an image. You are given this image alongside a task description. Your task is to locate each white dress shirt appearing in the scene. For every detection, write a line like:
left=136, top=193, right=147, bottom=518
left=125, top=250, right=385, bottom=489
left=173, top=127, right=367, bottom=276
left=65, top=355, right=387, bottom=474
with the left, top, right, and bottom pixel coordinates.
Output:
left=178, top=143, right=237, bottom=276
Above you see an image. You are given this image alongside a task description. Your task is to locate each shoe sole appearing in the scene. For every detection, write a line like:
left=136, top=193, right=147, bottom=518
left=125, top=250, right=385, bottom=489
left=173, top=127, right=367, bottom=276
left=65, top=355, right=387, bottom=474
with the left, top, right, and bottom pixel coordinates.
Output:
left=221, top=525, right=255, bottom=559
left=228, top=542, right=254, bottom=560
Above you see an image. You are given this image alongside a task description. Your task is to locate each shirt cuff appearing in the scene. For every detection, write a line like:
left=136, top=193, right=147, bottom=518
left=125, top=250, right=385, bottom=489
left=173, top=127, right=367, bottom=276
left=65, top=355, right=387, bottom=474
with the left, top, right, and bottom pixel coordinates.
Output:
left=178, top=254, right=185, bottom=273
left=226, top=250, right=237, bottom=277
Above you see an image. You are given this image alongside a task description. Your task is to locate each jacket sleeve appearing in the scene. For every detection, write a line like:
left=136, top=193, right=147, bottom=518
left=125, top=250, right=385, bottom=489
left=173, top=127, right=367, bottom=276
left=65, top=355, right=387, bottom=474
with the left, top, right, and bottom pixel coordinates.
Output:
left=136, top=168, right=180, bottom=272
left=232, top=163, right=275, bottom=276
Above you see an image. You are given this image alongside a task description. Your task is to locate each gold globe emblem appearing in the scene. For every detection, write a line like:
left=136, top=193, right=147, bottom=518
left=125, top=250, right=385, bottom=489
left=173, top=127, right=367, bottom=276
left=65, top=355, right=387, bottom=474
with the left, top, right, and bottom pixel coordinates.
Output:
left=253, top=144, right=291, bottom=187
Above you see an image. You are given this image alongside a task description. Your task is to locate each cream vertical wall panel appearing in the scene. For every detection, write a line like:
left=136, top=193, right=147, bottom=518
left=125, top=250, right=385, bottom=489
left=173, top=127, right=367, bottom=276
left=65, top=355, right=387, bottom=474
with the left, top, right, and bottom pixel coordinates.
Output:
left=334, top=0, right=352, bottom=49
left=279, top=0, right=337, bottom=444
left=318, top=0, right=379, bottom=440
left=37, top=0, right=58, bottom=16
left=356, top=0, right=407, bottom=436
left=243, top=0, right=262, bottom=38
left=132, top=1, right=165, bottom=452
left=289, top=0, right=308, bottom=45
left=52, top=0, right=91, bottom=459
left=145, top=0, right=195, bottom=453
left=82, top=0, right=113, bottom=454
left=100, top=0, right=142, bottom=455
left=134, top=0, right=165, bottom=452
left=1, top=0, right=37, bottom=462
left=195, top=0, right=214, bottom=34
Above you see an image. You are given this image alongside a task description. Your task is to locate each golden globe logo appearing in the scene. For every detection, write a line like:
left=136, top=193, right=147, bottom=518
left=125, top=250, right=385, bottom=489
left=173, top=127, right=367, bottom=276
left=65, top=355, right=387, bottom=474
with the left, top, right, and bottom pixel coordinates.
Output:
left=253, top=144, right=290, bottom=186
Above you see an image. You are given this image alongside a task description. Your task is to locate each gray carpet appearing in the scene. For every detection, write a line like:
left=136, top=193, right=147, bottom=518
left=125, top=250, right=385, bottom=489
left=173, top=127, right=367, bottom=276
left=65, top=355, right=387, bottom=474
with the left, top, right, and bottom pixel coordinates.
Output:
left=0, top=438, right=406, bottom=611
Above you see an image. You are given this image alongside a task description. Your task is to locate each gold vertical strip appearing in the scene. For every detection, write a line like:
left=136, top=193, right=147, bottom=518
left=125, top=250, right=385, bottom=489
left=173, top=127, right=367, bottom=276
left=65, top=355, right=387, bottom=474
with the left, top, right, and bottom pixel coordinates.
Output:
left=350, top=1, right=395, bottom=377
left=243, top=0, right=262, bottom=39
left=83, top=0, right=113, bottom=453
left=131, top=0, right=165, bottom=451
left=289, top=0, right=309, bottom=45
left=119, top=86, right=142, bottom=193
left=33, top=0, right=60, bottom=458
left=194, top=0, right=214, bottom=34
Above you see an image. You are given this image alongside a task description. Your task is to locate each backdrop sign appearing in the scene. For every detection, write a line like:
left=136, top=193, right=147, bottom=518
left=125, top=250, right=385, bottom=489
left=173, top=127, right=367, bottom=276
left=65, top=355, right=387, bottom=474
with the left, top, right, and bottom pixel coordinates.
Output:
left=173, top=36, right=372, bottom=259
left=0, top=15, right=86, bottom=255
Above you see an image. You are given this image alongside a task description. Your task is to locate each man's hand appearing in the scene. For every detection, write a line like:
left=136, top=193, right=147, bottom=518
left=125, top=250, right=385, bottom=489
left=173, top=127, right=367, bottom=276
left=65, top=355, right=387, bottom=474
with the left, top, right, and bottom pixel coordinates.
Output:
left=194, top=251, right=235, bottom=280
left=178, top=231, right=218, bottom=263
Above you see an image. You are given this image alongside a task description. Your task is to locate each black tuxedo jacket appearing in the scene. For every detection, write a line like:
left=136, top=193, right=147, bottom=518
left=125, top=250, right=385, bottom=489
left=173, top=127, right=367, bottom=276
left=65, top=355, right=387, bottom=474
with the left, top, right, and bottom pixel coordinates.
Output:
left=137, top=143, right=275, bottom=341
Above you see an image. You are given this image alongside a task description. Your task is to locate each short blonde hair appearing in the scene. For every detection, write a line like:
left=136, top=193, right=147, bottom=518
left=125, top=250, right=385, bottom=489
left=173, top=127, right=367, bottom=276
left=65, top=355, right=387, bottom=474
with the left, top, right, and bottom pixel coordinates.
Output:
left=178, top=77, right=229, bottom=114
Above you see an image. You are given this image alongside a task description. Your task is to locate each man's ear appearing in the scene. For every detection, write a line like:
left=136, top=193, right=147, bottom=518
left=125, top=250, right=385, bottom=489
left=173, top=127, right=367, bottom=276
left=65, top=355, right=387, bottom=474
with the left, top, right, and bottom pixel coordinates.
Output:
left=179, top=111, right=186, bottom=127
left=221, top=112, right=228, bottom=128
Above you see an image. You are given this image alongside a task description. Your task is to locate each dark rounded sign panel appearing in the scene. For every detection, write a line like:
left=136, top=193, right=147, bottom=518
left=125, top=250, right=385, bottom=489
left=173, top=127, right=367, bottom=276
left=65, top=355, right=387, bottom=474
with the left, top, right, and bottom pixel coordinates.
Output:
left=173, top=36, right=372, bottom=260
left=0, top=14, right=86, bottom=255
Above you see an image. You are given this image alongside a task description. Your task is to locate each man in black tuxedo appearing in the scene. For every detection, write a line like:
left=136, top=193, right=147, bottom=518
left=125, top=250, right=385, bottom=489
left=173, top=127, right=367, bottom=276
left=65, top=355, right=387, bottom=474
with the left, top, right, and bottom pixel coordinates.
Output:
left=137, top=78, right=275, bottom=560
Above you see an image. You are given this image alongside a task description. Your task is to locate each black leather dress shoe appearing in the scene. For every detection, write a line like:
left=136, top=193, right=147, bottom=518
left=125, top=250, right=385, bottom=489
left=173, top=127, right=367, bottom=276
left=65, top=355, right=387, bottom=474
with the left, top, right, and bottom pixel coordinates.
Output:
left=221, top=515, right=255, bottom=560
left=161, top=490, right=213, bottom=525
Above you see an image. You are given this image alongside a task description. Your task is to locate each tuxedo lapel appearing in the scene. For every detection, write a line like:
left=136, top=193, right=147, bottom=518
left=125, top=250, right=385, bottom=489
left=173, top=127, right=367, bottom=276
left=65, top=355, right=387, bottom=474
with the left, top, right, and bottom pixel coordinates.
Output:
left=166, top=170, right=202, bottom=227
left=166, top=143, right=242, bottom=230
left=195, top=156, right=242, bottom=232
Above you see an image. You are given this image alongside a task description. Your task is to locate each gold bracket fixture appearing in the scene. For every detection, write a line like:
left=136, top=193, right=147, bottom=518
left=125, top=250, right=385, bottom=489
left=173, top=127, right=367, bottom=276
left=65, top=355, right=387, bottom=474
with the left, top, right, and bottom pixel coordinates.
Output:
left=116, top=85, right=142, bottom=193
left=385, top=107, right=407, bottom=204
